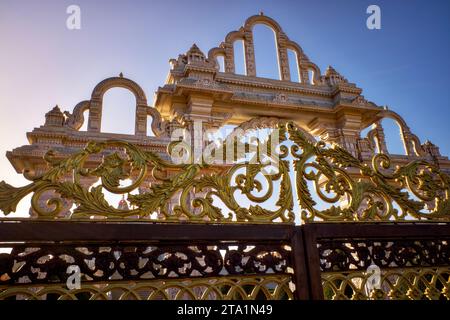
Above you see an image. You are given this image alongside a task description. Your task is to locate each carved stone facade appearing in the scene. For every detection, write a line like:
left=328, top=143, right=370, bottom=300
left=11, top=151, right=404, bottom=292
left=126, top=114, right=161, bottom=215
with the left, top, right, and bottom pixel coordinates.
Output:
left=6, top=13, right=450, bottom=196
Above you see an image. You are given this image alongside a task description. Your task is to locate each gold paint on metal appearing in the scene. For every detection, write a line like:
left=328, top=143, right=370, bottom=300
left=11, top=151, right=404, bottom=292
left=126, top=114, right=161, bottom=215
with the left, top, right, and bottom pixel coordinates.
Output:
left=0, top=122, right=448, bottom=223
left=0, top=275, right=294, bottom=300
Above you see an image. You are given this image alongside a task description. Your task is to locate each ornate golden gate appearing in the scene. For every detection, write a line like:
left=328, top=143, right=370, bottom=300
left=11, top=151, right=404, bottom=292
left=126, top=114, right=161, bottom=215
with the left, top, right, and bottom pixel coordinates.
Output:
left=0, top=121, right=449, bottom=300
left=0, top=14, right=449, bottom=300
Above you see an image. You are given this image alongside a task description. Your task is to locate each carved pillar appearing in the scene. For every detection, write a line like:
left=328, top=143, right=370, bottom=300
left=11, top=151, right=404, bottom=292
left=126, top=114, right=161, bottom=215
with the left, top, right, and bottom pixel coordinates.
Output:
left=336, top=113, right=362, bottom=157
left=339, top=131, right=360, bottom=157
left=277, top=32, right=291, bottom=81
left=87, top=98, right=102, bottom=132
left=400, top=128, right=416, bottom=156
left=243, top=29, right=256, bottom=77
left=299, top=63, right=309, bottom=84
left=374, top=121, right=388, bottom=154
left=223, top=43, right=235, bottom=74
left=356, top=138, right=373, bottom=160
left=185, top=95, right=215, bottom=163
left=135, top=104, right=148, bottom=136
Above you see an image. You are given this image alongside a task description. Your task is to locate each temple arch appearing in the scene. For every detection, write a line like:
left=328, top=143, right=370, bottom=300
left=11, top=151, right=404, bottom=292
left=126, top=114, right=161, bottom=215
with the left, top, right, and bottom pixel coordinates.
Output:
left=206, top=14, right=322, bottom=82
left=78, top=108, right=89, bottom=131
left=90, top=75, right=147, bottom=104
left=380, top=118, right=407, bottom=155
left=376, top=110, right=426, bottom=156
left=101, top=88, right=136, bottom=135
left=233, top=39, right=246, bottom=75
left=253, top=24, right=280, bottom=80
left=87, top=76, right=148, bottom=136
left=244, top=14, right=284, bottom=35
left=216, top=55, right=225, bottom=72
left=208, top=47, right=227, bottom=71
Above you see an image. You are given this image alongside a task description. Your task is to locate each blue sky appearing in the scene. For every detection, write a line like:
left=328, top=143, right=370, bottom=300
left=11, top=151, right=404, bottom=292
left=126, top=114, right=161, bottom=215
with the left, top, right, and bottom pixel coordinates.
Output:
left=0, top=0, right=449, bottom=215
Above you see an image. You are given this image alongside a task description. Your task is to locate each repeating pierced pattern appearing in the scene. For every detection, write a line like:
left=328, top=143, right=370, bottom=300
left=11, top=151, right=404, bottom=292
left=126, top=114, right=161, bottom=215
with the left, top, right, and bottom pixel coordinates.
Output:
left=322, top=267, right=450, bottom=300
left=318, top=239, right=450, bottom=272
left=319, top=239, right=450, bottom=300
left=0, top=243, right=292, bottom=286
left=0, top=275, right=294, bottom=300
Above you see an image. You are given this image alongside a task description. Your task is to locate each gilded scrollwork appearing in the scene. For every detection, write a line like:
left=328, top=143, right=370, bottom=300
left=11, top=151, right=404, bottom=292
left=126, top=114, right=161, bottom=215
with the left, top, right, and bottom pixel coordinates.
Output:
left=286, top=122, right=450, bottom=222
left=0, top=121, right=449, bottom=223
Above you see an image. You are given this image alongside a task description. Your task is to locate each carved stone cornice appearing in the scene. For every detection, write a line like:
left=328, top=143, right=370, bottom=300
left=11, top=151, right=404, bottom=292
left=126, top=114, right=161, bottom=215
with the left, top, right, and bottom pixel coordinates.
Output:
left=215, top=74, right=334, bottom=97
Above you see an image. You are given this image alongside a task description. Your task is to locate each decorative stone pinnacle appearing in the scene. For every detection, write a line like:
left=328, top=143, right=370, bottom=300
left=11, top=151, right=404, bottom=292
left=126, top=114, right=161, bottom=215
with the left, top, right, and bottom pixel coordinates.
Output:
left=119, top=72, right=124, bottom=78
left=326, top=66, right=338, bottom=76
left=44, top=105, right=65, bottom=127
left=325, top=66, right=348, bottom=85
left=188, top=43, right=202, bottom=53
left=186, top=43, right=206, bottom=63
left=259, top=11, right=264, bottom=16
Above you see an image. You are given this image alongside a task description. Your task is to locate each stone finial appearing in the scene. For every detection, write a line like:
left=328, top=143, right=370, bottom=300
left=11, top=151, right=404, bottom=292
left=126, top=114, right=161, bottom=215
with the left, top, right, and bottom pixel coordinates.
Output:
left=169, top=58, right=177, bottom=69
left=325, top=65, right=343, bottom=78
left=186, top=43, right=206, bottom=64
left=325, top=66, right=337, bottom=76
left=119, top=72, right=124, bottom=78
left=324, top=65, right=347, bottom=86
left=44, top=105, right=65, bottom=127
left=422, top=140, right=441, bottom=158
left=259, top=11, right=264, bottom=16
left=187, top=43, right=203, bottom=55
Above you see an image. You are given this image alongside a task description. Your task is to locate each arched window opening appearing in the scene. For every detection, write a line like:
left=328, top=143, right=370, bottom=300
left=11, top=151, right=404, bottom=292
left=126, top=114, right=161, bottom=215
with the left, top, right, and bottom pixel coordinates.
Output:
left=216, top=55, right=225, bottom=72
left=233, top=40, right=246, bottom=75
left=253, top=24, right=280, bottom=80
left=381, top=118, right=407, bottom=155
left=308, top=69, right=315, bottom=85
left=78, top=109, right=89, bottom=131
left=287, top=49, right=300, bottom=83
left=147, top=115, right=155, bottom=137
left=101, top=88, right=136, bottom=135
